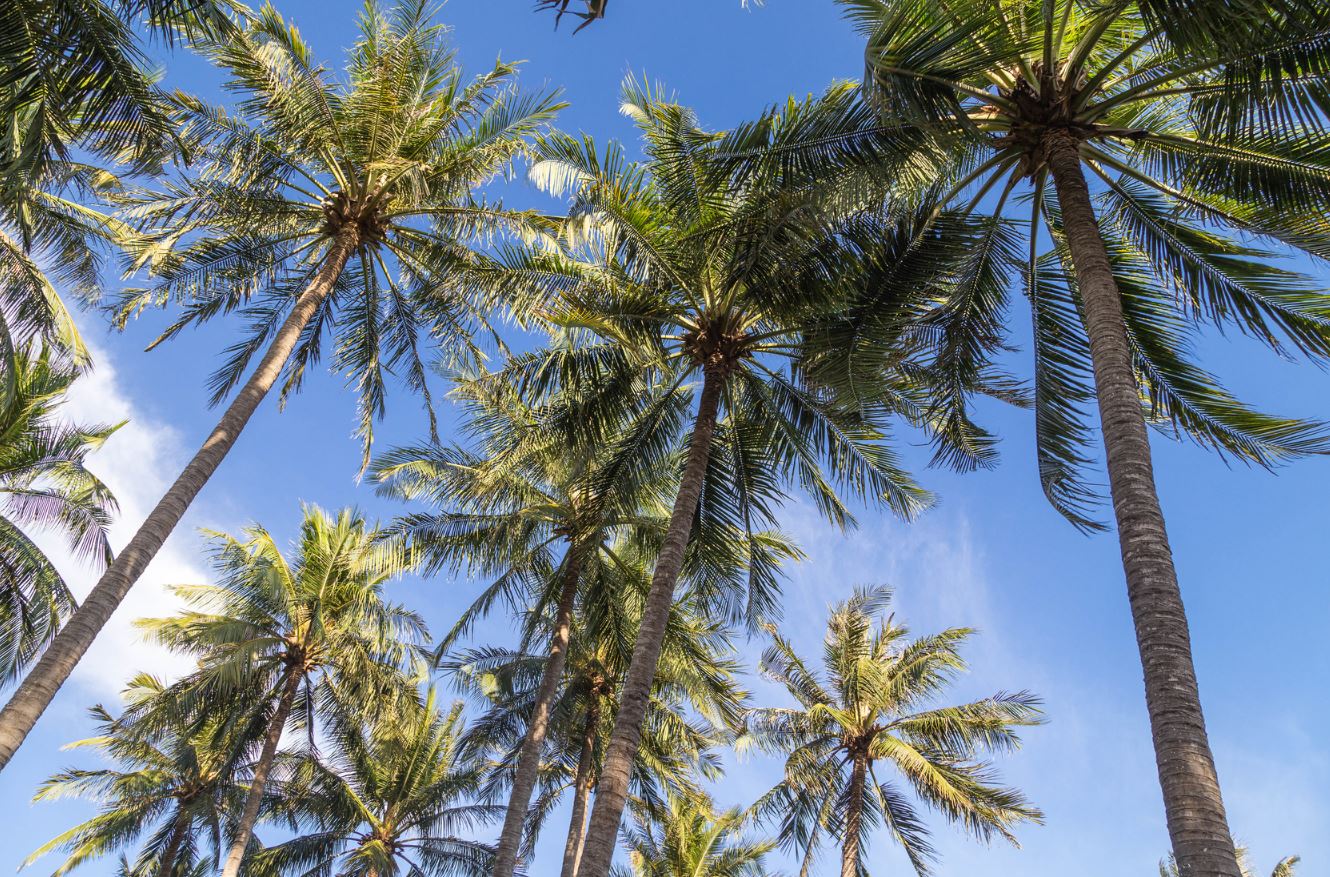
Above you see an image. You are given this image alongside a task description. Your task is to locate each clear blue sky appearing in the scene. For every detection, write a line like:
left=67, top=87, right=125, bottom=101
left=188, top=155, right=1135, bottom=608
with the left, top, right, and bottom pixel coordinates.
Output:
left=2, top=2, right=1327, bottom=875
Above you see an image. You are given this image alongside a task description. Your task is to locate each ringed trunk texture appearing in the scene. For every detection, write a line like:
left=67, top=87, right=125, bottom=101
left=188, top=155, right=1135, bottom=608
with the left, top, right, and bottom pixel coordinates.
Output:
left=573, top=367, right=724, bottom=877
left=560, top=699, right=600, bottom=877
left=841, top=754, right=867, bottom=877
left=492, top=552, right=584, bottom=877
left=1044, top=130, right=1240, bottom=877
left=0, top=231, right=359, bottom=771
left=156, top=809, right=190, bottom=877
left=220, top=665, right=303, bottom=877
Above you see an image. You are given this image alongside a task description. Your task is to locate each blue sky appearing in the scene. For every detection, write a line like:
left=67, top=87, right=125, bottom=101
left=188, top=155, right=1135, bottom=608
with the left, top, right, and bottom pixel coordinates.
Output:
left=2, top=1, right=1328, bottom=875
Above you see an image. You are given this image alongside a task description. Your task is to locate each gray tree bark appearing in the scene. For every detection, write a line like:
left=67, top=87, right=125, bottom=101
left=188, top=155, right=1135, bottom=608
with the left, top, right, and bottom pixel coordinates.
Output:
left=220, top=664, right=303, bottom=877
left=156, top=809, right=190, bottom=877
left=560, top=700, right=600, bottom=877
left=841, top=753, right=867, bottom=877
left=0, top=231, right=359, bottom=771
left=492, top=552, right=584, bottom=877
left=1044, top=129, right=1241, bottom=877
left=573, top=366, right=723, bottom=877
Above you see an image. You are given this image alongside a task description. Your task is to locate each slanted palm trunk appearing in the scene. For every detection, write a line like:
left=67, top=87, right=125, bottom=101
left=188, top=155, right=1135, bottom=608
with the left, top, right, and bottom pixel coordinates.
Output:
left=560, top=699, right=600, bottom=877
left=493, top=552, right=584, bottom=877
left=220, top=664, right=304, bottom=877
left=0, top=231, right=361, bottom=771
left=156, top=810, right=190, bottom=877
left=1043, top=130, right=1241, bottom=877
left=574, top=366, right=724, bottom=877
left=841, top=753, right=867, bottom=877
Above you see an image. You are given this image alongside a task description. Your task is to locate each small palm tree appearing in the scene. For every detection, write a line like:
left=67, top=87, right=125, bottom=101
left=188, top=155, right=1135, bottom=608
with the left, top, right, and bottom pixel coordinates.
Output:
left=782, top=3, right=1330, bottom=872
left=0, top=346, right=118, bottom=683
left=256, top=690, right=498, bottom=877
left=745, top=587, right=1042, bottom=877
left=614, top=794, right=774, bottom=877
left=136, top=506, right=427, bottom=877
left=483, top=77, right=955, bottom=877
left=0, top=0, right=562, bottom=770
left=25, top=675, right=247, bottom=877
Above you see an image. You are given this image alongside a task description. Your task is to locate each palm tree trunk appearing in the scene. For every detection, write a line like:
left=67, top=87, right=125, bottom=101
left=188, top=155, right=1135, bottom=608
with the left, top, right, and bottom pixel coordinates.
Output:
left=220, top=664, right=303, bottom=877
left=560, top=699, right=600, bottom=877
left=574, top=366, right=724, bottom=877
left=493, top=551, right=584, bottom=877
left=0, top=231, right=360, bottom=771
left=1043, top=130, right=1241, bottom=877
left=156, top=809, right=190, bottom=877
left=841, top=754, right=867, bottom=877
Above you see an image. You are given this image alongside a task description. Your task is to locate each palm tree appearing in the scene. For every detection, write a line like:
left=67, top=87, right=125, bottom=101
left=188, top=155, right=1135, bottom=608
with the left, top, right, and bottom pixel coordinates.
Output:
left=479, top=78, right=960, bottom=877
left=614, top=794, right=774, bottom=877
left=373, top=361, right=792, bottom=877
left=777, top=3, right=1330, bottom=872
left=24, top=675, right=248, bottom=877
left=255, top=690, right=499, bottom=877
left=0, top=346, right=118, bottom=683
left=446, top=546, right=751, bottom=876
left=136, top=506, right=428, bottom=877
left=0, top=0, right=563, bottom=769
left=744, top=587, right=1042, bottom=877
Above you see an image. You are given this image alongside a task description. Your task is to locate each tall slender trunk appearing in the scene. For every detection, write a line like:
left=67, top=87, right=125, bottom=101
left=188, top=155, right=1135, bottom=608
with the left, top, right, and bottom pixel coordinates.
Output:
left=574, top=366, right=724, bottom=877
left=492, top=551, right=584, bottom=877
left=156, top=808, right=190, bottom=877
left=841, top=753, right=867, bottom=877
left=560, top=698, right=600, bottom=877
left=1044, top=130, right=1240, bottom=877
left=220, top=664, right=303, bottom=877
left=0, top=231, right=359, bottom=771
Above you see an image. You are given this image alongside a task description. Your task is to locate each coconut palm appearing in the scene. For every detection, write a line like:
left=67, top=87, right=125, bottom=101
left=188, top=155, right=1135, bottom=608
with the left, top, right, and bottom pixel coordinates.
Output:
left=744, top=587, right=1042, bottom=877
left=479, top=76, right=967, bottom=877
left=373, top=358, right=795, bottom=877
left=0, top=0, right=563, bottom=769
left=24, top=675, right=248, bottom=877
left=614, top=794, right=774, bottom=877
left=0, top=346, right=118, bottom=683
left=446, top=545, right=751, bottom=876
left=254, top=690, right=498, bottom=877
left=135, top=506, right=427, bottom=877
left=773, top=3, right=1330, bottom=872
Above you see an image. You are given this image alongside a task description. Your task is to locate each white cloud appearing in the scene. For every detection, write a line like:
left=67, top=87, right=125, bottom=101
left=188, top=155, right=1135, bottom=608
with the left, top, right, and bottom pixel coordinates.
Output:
left=34, top=344, right=215, bottom=697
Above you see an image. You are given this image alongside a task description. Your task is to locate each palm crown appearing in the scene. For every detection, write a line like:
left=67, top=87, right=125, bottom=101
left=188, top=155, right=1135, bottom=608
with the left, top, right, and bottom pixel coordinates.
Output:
left=615, top=794, right=774, bottom=877
left=26, top=675, right=249, bottom=877
left=118, top=0, right=564, bottom=462
left=257, top=690, right=499, bottom=877
left=745, top=587, right=1043, bottom=877
left=829, top=0, right=1330, bottom=527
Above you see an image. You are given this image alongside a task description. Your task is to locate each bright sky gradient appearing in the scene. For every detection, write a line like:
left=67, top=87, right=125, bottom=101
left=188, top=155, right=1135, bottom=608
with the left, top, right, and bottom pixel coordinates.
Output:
left=2, top=2, right=1328, bottom=875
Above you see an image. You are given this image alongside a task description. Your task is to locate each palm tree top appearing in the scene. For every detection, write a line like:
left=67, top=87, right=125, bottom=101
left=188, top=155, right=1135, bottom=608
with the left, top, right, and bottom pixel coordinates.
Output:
left=115, top=0, right=565, bottom=465
left=746, top=586, right=1043, bottom=876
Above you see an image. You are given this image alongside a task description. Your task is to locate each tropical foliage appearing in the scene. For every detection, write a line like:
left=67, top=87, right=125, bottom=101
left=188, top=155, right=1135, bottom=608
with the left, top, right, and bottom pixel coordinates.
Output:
left=0, top=348, right=117, bottom=683
left=0, top=2, right=1322, bottom=877
left=744, top=587, right=1042, bottom=877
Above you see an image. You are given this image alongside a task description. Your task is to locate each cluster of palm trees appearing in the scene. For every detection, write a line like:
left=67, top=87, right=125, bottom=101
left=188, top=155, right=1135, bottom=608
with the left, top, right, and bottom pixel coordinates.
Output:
left=1, top=0, right=1326, bottom=875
